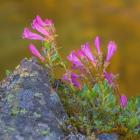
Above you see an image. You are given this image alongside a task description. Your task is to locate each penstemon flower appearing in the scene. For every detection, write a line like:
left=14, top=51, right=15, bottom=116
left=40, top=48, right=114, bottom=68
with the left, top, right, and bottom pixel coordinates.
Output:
left=23, top=15, right=54, bottom=41
left=81, top=42, right=95, bottom=63
left=106, top=41, right=117, bottom=62
left=62, top=71, right=82, bottom=89
left=120, top=95, right=128, bottom=108
left=33, top=15, right=53, bottom=27
left=23, top=28, right=45, bottom=41
left=32, top=19, right=50, bottom=37
left=94, top=36, right=101, bottom=54
left=67, top=51, right=84, bottom=67
left=77, top=50, right=85, bottom=58
left=104, top=71, right=114, bottom=85
left=71, top=73, right=82, bottom=89
left=29, top=44, right=45, bottom=62
left=23, top=15, right=65, bottom=72
left=62, top=71, right=72, bottom=83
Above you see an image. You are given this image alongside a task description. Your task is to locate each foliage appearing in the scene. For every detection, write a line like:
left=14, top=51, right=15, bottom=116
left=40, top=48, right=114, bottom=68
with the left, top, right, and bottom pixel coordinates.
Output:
left=57, top=80, right=140, bottom=138
left=5, top=69, right=12, bottom=76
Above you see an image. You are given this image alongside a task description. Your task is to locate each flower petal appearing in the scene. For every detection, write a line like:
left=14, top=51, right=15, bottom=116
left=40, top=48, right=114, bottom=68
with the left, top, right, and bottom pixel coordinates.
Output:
left=106, top=41, right=117, bottom=62
left=120, top=95, right=128, bottom=108
left=32, top=17, right=49, bottom=36
left=29, top=44, right=45, bottom=61
left=71, top=73, right=82, bottom=89
left=95, top=36, right=101, bottom=54
left=104, top=71, right=114, bottom=84
left=23, top=28, right=45, bottom=41
left=62, top=72, right=71, bottom=83
left=45, top=19, right=54, bottom=26
left=81, top=43, right=95, bottom=62
left=34, top=15, right=46, bottom=26
left=67, top=51, right=83, bottom=67
left=77, top=50, right=85, bottom=58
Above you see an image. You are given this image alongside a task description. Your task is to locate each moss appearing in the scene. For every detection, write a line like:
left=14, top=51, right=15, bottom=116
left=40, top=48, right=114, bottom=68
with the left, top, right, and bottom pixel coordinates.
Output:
left=6, top=89, right=29, bottom=116
left=7, top=127, right=16, bottom=133
left=41, top=130, right=50, bottom=136
left=120, top=134, right=140, bottom=140
left=34, top=92, right=43, bottom=97
left=33, top=112, right=41, bottom=118
left=11, top=108, right=20, bottom=116
left=7, top=92, right=19, bottom=116
left=20, top=109, right=28, bottom=115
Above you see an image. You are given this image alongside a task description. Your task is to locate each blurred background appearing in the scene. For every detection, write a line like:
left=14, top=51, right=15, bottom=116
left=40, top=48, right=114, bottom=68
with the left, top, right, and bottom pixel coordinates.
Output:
left=0, top=0, right=140, bottom=96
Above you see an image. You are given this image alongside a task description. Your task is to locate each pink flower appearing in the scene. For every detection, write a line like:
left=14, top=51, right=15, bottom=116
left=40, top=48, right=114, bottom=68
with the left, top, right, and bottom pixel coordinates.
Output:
left=104, top=71, right=114, bottom=84
left=106, top=41, right=117, bottom=62
left=71, top=73, right=82, bottom=89
left=94, top=36, right=101, bottom=54
left=77, top=50, right=85, bottom=58
left=32, top=16, right=50, bottom=36
left=62, top=72, right=82, bottom=89
left=33, top=15, right=47, bottom=27
left=23, top=16, right=54, bottom=41
left=29, top=44, right=45, bottom=61
left=23, top=28, right=45, bottom=41
left=67, top=51, right=83, bottom=67
left=45, top=19, right=54, bottom=26
left=120, top=95, right=128, bottom=108
left=62, top=71, right=71, bottom=83
left=81, top=43, right=95, bottom=62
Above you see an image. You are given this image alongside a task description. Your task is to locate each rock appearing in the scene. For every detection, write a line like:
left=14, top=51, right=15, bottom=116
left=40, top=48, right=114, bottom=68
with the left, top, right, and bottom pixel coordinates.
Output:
left=0, top=58, right=68, bottom=140
left=97, top=133, right=119, bottom=140
left=65, top=133, right=86, bottom=140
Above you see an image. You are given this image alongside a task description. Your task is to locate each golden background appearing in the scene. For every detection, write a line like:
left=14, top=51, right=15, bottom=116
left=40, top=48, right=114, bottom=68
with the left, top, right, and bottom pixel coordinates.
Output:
left=0, top=0, right=140, bottom=96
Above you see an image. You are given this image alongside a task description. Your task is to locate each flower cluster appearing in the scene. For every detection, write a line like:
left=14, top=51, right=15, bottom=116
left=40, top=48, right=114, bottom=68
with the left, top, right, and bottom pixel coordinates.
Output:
left=22, top=15, right=65, bottom=73
left=23, top=15, right=54, bottom=41
left=62, top=36, right=128, bottom=108
left=22, top=15, right=55, bottom=62
left=22, top=15, right=128, bottom=110
left=63, top=36, right=117, bottom=88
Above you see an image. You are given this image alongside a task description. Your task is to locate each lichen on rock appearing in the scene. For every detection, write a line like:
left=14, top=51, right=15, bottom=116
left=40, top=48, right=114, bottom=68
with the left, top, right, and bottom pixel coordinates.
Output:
left=0, top=58, right=68, bottom=140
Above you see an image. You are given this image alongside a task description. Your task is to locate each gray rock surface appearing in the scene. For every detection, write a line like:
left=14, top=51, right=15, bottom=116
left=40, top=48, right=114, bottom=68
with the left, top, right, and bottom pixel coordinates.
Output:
left=97, top=133, right=119, bottom=140
left=0, top=58, right=68, bottom=140
left=0, top=58, right=119, bottom=140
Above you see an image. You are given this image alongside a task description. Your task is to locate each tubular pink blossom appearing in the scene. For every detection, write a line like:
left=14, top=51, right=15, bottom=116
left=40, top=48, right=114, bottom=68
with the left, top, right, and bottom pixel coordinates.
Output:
left=45, top=19, right=54, bottom=26
left=23, top=28, right=45, bottom=41
left=106, top=41, right=117, bottom=62
left=71, top=73, right=82, bottom=89
left=81, top=43, right=95, bottom=62
left=32, top=17, right=49, bottom=36
left=95, top=36, right=101, bottom=54
left=33, top=15, right=53, bottom=27
left=34, top=15, right=47, bottom=27
left=104, top=71, right=114, bottom=85
left=29, top=44, right=45, bottom=61
left=62, top=72, right=71, bottom=83
left=67, top=51, right=83, bottom=67
left=120, top=95, right=128, bottom=108
left=77, top=50, right=85, bottom=58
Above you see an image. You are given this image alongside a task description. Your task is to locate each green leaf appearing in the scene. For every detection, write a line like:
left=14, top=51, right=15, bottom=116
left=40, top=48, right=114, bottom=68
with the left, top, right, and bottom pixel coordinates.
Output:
left=91, top=86, right=97, bottom=99
left=78, top=85, right=89, bottom=97
left=129, top=116, right=139, bottom=129
left=103, top=80, right=108, bottom=88
left=44, top=42, right=51, bottom=50
left=51, top=53, right=60, bottom=62
left=94, top=120, right=103, bottom=129
left=5, top=69, right=12, bottom=76
left=93, top=83, right=101, bottom=94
